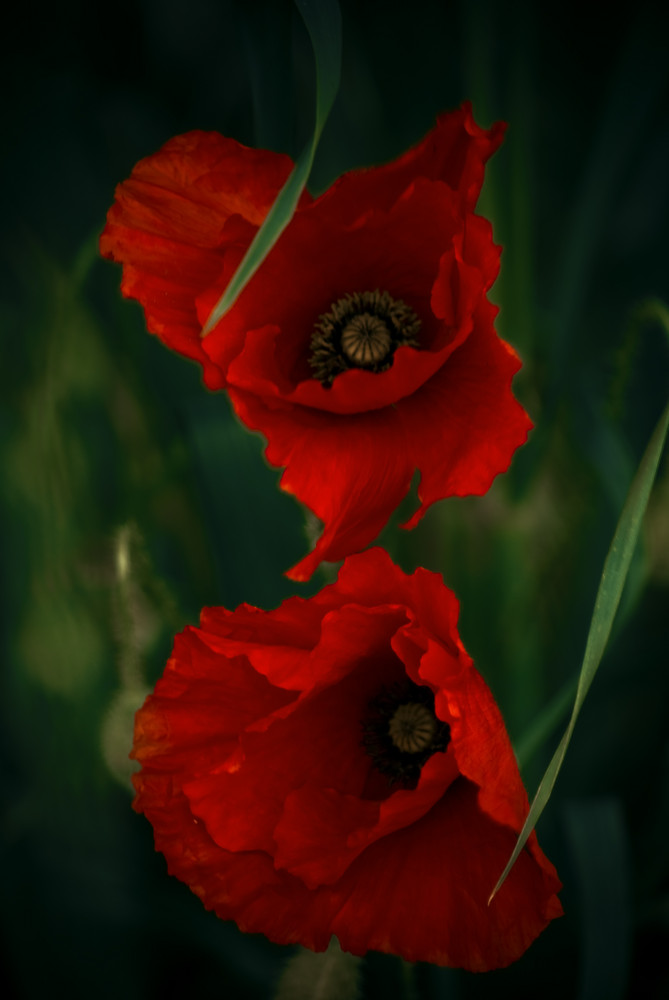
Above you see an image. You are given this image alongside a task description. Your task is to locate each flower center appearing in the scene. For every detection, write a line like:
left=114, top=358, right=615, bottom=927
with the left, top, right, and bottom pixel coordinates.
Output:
left=388, top=702, right=438, bottom=754
left=361, top=680, right=450, bottom=788
left=341, top=313, right=392, bottom=366
left=309, top=289, right=421, bottom=387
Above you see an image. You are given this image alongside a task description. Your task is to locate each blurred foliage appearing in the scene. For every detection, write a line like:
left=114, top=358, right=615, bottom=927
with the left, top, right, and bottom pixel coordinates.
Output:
left=274, top=939, right=362, bottom=1000
left=2, top=0, right=669, bottom=997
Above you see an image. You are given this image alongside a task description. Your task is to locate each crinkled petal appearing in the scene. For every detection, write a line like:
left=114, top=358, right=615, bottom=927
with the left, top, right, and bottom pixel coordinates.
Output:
left=201, top=603, right=408, bottom=692
left=433, top=652, right=536, bottom=835
left=181, top=651, right=403, bottom=855
left=131, top=630, right=296, bottom=776
left=313, top=102, right=505, bottom=224
left=334, top=549, right=471, bottom=663
left=100, top=131, right=300, bottom=373
left=273, top=748, right=460, bottom=888
left=327, top=779, right=562, bottom=970
left=400, top=298, right=533, bottom=529
left=134, top=773, right=560, bottom=971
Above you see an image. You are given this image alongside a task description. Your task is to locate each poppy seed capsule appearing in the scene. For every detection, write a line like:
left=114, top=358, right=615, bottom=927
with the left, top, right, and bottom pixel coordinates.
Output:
left=388, top=701, right=438, bottom=754
left=309, top=289, right=421, bottom=386
left=341, top=313, right=392, bottom=366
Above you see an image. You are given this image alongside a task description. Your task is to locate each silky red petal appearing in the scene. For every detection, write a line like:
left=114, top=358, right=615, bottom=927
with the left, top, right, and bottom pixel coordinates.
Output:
left=133, top=773, right=560, bottom=971
left=400, top=299, right=533, bottom=529
left=326, top=779, right=561, bottom=970
left=334, top=550, right=470, bottom=664
left=415, top=630, right=560, bottom=897
left=436, top=657, right=534, bottom=833
left=273, top=748, right=460, bottom=888
left=109, top=131, right=298, bottom=230
left=133, top=770, right=335, bottom=949
left=433, top=213, right=501, bottom=323
left=132, top=630, right=296, bottom=777
left=195, top=597, right=325, bottom=689
left=100, top=131, right=299, bottom=372
left=225, top=331, right=462, bottom=416
left=199, top=588, right=406, bottom=692
left=228, top=388, right=414, bottom=582
left=199, top=592, right=331, bottom=644
left=182, top=648, right=404, bottom=855
left=313, top=102, right=505, bottom=224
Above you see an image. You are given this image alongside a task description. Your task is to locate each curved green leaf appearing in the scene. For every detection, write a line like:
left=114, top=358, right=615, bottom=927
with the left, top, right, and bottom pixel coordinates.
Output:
left=202, top=0, right=342, bottom=336
left=490, top=395, right=669, bottom=902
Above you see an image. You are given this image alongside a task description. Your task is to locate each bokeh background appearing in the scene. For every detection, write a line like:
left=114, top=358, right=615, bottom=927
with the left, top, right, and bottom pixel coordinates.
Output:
left=2, top=1, right=669, bottom=997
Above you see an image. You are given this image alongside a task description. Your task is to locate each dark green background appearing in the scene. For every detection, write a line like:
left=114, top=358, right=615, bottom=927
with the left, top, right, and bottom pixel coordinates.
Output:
left=2, top=1, right=669, bottom=997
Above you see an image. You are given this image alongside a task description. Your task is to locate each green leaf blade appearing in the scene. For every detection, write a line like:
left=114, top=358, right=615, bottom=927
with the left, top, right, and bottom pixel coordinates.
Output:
left=295, top=0, right=342, bottom=136
left=490, top=396, right=669, bottom=902
left=202, top=0, right=342, bottom=336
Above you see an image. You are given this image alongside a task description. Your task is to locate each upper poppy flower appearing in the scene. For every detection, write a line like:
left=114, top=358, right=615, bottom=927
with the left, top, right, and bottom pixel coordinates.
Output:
left=132, top=548, right=561, bottom=970
left=101, top=104, right=532, bottom=580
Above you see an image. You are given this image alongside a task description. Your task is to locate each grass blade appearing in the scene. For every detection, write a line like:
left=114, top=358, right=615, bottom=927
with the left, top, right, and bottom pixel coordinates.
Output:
left=490, top=395, right=669, bottom=902
left=202, top=0, right=342, bottom=336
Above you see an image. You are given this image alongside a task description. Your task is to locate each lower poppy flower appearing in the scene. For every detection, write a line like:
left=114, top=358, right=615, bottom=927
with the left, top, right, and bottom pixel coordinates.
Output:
left=132, top=548, right=561, bottom=970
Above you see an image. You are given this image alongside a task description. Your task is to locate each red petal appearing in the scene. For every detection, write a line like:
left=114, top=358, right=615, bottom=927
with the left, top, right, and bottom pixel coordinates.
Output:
left=100, top=131, right=298, bottom=373
left=314, top=102, right=505, bottom=224
left=333, top=549, right=465, bottom=656
left=132, top=629, right=295, bottom=775
left=134, top=773, right=560, bottom=971
left=273, top=748, right=460, bottom=888
left=400, top=298, right=533, bottom=528
left=196, top=596, right=326, bottom=689
left=207, top=603, right=407, bottom=692
left=181, top=647, right=403, bottom=855
left=435, top=654, right=536, bottom=834
left=326, top=778, right=562, bottom=970
left=133, top=770, right=335, bottom=950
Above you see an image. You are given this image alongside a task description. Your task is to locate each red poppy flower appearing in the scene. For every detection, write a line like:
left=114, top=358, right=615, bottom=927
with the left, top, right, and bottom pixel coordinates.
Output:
left=132, top=548, right=561, bottom=970
left=101, top=104, right=531, bottom=580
